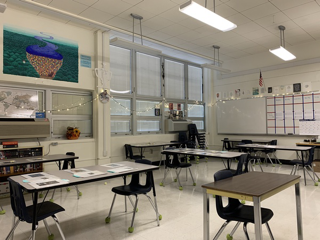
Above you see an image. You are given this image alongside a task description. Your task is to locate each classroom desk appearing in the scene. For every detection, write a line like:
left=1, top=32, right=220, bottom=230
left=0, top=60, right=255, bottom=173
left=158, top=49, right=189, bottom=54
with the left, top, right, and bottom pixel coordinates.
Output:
left=130, top=142, right=181, bottom=159
left=161, top=148, right=244, bottom=169
left=8, top=161, right=159, bottom=240
left=0, top=154, right=79, bottom=169
left=202, top=172, right=302, bottom=240
left=296, top=142, right=320, bottom=147
left=238, top=144, right=311, bottom=185
left=221, top=139, right=273, bottom=150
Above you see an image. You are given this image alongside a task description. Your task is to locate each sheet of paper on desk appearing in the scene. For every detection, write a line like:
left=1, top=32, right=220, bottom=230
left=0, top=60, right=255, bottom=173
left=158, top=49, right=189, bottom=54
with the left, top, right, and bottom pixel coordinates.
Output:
left=101, top=163, right=124, bottom=168
left=22, top=172, right=54, bottom=179
left=28, top=178, right=68, bottom=189
left=73, top=171, right=106, bottom=178
left=64, top=168, right=90, bottom=173
left=107, top=167, right=133, bottom=173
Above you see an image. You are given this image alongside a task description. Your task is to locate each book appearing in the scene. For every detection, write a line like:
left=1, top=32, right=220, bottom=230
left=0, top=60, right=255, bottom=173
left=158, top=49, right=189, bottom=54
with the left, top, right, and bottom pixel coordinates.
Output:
left=2, top=141, right=18, bottom=148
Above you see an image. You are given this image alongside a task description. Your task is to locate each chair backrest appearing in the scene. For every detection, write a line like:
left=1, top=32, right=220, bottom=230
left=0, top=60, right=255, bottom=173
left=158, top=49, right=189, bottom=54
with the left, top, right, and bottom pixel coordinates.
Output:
left=131, top=159, right=153, bottom=191
left=270, top=139, right=277, bottom=145
left=178, top=131, right=188, bottom=143
left=188, top=124, right=198, bottom=135
left=241, top=139, right=253, bottom=144
left=124, top=144, right=133, bottom=159
left=234, top=154, right=249, bottom=175
left=305, top=147, right=315, bottom=166
left=164, top=148, right=181, bottom=167
left=223, top=138, right=232, bottom=151
left=213, top=170, right=243, bottom=219
left=8, top=178, right=31, bottom=223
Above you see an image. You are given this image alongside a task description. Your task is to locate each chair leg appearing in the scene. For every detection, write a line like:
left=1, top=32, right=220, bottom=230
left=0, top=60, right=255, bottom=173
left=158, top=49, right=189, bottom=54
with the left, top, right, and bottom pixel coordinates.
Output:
left=290, top=165, right=295, bottom=175
left=43, top=219, right=52, bottom=236
left=128, top=195, right=136, bottom=210
left=213, top=220, right=230, bottom=240
left=74, top=185, right=81, bottom=199
left=176, top=168, right=183, bottom=190
left=304, top=166, right=319, bottom=185
left=188, top=168, right=196, bottom=185
left=5, top=217, right=20, bottom=240
left=160, top=168, right=169, bottom=186
left=243, top=222, right=250, bottom=240
left=306, top=165, right=320, bottom=181
left=106, top=194, right=117, bottom=219
left=52, top=215, right=66, bottom=240
left=228, top=221, right=241, bottom=238
left=145, top=194, right=161, bottom=226
left=129, top=195, right=139, bottom=233
left=265, top=222, right=275, bottom=240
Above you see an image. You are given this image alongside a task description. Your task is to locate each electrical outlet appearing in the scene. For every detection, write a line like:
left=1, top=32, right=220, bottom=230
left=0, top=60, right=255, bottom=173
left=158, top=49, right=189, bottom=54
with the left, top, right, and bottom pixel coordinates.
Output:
left=51, top=142, right=58, bottom=146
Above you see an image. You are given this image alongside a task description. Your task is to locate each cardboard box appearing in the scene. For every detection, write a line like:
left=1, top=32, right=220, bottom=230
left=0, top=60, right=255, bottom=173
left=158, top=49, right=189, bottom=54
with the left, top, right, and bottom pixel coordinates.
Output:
left=313, top=160, right=320, bottom=172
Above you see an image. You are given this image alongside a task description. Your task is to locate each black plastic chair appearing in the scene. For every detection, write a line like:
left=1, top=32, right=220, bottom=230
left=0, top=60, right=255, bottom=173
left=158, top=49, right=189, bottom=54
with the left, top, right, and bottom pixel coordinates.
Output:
left=262, top=140, right=281, bottom=166
left=290, top=147, right=320, bottom=186
left=213, top=170, right=274, bottom=240
left=125, top=144, right=144, bottom=160
left=229, top=154, right=249, bottom=176
left=5, top=178, right=66, bottom=240
left=159, top=148, right=196, bottom=190
left=240, top=140, right=263, bottom=171
left=105, top=159, right=161, bottom=233
left=222, top=138, right=238, bottom=151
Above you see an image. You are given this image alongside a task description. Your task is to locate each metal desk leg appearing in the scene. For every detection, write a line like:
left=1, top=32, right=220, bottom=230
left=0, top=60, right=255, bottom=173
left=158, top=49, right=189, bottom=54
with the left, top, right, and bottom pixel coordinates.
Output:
left=253, top=196, right=263, bottom=240
left=301, top=151, right=307, bottom=186
left=203, top=188, right=209, bottom=240
left=31, top=192, right=38, bottom=240
left=295, top=182, right=303, bottom=240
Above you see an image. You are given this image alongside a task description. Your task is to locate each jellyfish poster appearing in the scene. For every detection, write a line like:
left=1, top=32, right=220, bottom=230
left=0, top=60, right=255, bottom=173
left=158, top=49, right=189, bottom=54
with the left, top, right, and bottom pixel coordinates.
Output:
left=3, top=24, right=78, bottom=82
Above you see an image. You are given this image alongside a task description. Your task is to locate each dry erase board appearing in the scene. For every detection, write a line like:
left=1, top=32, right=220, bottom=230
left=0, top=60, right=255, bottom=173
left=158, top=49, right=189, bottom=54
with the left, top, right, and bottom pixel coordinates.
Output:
left=267, top=93, right=320, bottom=135
left=216, top=98, right=267, bottom=134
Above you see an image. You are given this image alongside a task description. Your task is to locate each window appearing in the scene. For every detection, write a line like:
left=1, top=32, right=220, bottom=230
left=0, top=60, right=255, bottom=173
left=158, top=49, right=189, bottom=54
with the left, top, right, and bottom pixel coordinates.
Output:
left=136, top=53, right=161, bottom=97
left=136, top=100, right=161, bottom=133
left=110, top=98, right=131, bottom=134
left=110, top=46, right=131, bottom=94
left=51, top=92, right=93, bottom=137
left=164, top=59, right=185, bottom=99
left=188, top=65, right=202, bottom=101
left=188, top=104, right=205, bottom=130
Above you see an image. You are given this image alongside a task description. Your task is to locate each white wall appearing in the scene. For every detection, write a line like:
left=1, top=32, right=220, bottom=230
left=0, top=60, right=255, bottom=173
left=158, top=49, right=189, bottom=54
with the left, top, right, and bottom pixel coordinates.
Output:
left=208, top=44, right=320, bottom=160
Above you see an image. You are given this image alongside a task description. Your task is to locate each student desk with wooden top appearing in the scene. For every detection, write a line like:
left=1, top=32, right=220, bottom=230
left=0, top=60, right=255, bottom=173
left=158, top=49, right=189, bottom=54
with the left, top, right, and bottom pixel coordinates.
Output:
left=202, top=172, right=302, bottom=240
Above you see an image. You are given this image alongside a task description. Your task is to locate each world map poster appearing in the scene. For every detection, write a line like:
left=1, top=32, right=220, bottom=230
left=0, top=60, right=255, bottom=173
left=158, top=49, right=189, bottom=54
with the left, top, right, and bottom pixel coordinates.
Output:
left=0, top=88, right=38, bottom=118
left=3, top=24, right=78, bottom=82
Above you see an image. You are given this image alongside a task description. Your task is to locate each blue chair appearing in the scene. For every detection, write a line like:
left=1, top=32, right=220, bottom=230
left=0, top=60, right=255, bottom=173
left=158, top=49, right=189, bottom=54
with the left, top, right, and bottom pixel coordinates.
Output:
left=213, top=170, right=274, bottom=240
left=5, top=178, right=66, bottom=240
left=290, top=147, right=320, bottom=186
left=105, top=159, right=161, bottom=233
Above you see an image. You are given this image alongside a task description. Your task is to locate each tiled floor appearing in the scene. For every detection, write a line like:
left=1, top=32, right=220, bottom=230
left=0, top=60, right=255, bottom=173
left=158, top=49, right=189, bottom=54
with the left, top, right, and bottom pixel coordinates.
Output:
left=0, top=160, right=319, bottom=240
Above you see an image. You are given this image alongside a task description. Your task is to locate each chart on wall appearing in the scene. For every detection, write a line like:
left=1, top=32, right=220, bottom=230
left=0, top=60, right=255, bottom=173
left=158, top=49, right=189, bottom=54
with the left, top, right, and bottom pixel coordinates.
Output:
left=267, top=93, right=320, bottom=134
left=3, top=24, right=78, bottom=82
left=0, top=87, right=38, bottom=118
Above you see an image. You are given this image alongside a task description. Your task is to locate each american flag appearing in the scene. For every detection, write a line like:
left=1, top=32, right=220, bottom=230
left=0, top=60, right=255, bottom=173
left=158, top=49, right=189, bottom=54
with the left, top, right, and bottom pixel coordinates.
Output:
left=259, top=71, right=264, bottom=87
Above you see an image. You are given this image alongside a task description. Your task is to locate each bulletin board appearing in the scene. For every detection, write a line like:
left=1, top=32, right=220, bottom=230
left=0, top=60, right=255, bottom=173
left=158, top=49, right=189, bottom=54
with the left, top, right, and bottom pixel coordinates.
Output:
left=267, top=93, right=320, bottom=135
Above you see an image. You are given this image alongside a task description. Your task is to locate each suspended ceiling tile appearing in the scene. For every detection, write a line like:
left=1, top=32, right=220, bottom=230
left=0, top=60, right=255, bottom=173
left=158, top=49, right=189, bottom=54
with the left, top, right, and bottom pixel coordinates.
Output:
left=178, top=42, right=201, bottom=51
left=117, top=6, right=155, bottom=22
left=225, top=0, right=269, bottom=12
left=243, top=45, right=267, bottom=55
left=191, top=35, right=219, bottom=47
left=122, top=0, right=144, bottom=5
left=164, top=37, right=188, bottom=46
left=242, top=2, right=279, bottom=20
left=264, top=21, right=299, bottom=34
left=176, top=30, right=205, bottom=42
left=160, top=6, right=189, bottom=23
left=293, top=12, right=320, bottom=27
left=210, top=31, right=240, bottom=43
left=243, top=29, right=274, bottom=40
left=73, top=0, right=98, bottom=6
left=133, top=24, right=157, bottom=35
left=215, top=3, right=238, bottom=18
left=253, top=35, right=281, bottom=49
left=137, top=0, right=177, bottom=15
left=177, top=16, right=206, bottom=30
left=225, top=50, right=250, bottom=59
left=283, top=1, right=320, bottom=19
left=79, top=7, right=115, bottom=23
left=233, top=21, right=261, bottom=35
left=91, top=0, right=132, bottom=15
left=160, top=23, right=191, bottom=36
left=270, top=0, right=314, bottom=11
left=146, top=31, right=173, bottom=41
left=33, top=0, right=52, bottom=4
left=49, top=0, right=88, bottom=15
left=106, top=16, right=133, bottom=32
left=232, top=40, right=259, bottom=50
left=254, top=12, right=291, bottom=28
left=142, top=16, right=175, bottom=31
left=170, top=0, right=189, bottom=4
left=227, top=13, right=252, bottom=26
left=218, top=45, right=240, bottom=54
left=285, top=33, right=314, bottom=45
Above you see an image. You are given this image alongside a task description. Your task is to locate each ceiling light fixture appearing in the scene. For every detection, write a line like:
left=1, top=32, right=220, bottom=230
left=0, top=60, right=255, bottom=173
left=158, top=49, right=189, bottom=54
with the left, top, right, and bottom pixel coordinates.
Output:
left=269, top=25, right=296, bottom=61
left=201, top=45, right=231, bottom=73
left=179, top=0, right=237, bottom=32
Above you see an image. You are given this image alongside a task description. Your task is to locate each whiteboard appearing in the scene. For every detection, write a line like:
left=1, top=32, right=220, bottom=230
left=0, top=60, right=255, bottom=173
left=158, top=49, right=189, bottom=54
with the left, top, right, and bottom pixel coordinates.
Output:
left=217, top=98, right=267, bottom=134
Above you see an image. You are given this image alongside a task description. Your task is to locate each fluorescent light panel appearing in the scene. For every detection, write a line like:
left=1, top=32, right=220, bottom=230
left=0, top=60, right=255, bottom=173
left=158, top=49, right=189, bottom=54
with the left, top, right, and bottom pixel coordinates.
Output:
left=179, top=1, right=237, bottom=32
left=269, top=46, right=296, bottom=61
left=110, top=37, right=162, bottom=55
left=201, top=64, right=231, bottom=73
